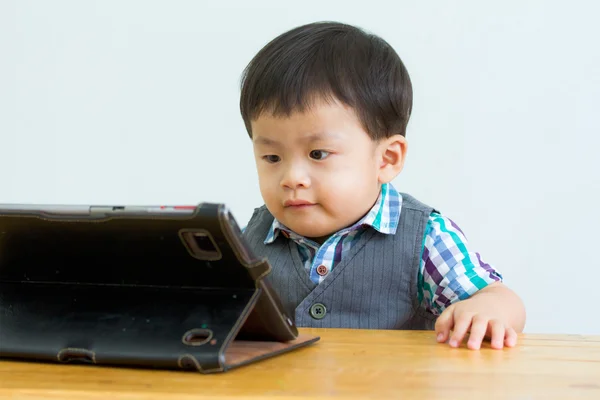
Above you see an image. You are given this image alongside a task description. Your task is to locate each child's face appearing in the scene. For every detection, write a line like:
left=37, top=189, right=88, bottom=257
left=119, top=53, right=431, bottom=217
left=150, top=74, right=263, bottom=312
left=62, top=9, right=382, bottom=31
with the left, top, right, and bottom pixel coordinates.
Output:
left=251, top=99, right=402, bottom=241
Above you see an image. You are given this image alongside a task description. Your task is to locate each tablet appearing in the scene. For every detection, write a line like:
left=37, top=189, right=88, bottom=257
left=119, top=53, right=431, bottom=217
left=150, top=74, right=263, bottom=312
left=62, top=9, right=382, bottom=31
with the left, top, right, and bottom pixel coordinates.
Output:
left=0, top=202, right=315, bottom=373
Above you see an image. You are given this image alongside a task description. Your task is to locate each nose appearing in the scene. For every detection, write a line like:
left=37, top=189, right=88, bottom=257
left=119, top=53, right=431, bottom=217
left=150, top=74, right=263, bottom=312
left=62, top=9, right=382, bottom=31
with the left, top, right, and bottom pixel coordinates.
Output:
left=280, top=162, right=311, bottom=190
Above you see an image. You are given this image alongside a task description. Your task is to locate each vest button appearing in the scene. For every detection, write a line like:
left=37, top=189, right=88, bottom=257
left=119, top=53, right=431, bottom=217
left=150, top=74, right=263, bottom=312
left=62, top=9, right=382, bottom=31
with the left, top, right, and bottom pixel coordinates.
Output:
left=309, top=303, right=327, bottom=320
left=316, top=265, right=328, bottom=276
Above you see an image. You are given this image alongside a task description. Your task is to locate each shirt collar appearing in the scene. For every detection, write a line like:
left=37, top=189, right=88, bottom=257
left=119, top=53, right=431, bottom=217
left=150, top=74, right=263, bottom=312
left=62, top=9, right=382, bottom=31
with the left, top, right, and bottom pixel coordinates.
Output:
left=264, top=183, right=402, bottom=244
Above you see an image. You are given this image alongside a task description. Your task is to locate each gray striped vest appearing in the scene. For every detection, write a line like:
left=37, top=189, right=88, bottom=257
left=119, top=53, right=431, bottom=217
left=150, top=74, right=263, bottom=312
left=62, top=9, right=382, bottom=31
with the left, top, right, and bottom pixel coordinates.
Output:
left=242, top=193, right=437, bottom=330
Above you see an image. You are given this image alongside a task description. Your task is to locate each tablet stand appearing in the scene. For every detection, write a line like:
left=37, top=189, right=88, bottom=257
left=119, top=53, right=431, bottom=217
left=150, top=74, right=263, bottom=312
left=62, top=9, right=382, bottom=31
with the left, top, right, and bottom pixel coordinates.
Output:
left=0, top=204, right=319, bottom=373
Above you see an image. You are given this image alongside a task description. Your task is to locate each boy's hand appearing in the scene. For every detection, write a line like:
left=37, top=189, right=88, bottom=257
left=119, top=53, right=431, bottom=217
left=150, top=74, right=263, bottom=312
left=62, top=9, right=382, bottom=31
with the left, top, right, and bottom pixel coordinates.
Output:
left=434, top=282, right=526, bottom=350
left=434, top=298, right=517, bottom=350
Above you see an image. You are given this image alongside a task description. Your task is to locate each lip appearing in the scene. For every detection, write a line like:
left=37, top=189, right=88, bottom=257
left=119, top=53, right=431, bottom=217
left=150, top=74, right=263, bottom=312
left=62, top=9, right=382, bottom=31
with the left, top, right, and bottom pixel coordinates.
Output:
left=284, top=199, right=315, bottom=207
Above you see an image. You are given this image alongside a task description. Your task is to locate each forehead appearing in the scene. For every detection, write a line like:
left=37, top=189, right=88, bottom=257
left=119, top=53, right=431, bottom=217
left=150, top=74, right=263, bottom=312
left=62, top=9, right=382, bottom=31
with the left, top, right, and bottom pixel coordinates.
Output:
left=251, top=99, right=370, bottom=145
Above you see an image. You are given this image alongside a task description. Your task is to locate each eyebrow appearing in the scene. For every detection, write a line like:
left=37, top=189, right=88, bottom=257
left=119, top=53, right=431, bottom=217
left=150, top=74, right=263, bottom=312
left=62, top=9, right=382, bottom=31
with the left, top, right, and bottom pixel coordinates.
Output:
left=253, top=136, right=281, bottom=146
left=253, top=133, right=340, bottom=146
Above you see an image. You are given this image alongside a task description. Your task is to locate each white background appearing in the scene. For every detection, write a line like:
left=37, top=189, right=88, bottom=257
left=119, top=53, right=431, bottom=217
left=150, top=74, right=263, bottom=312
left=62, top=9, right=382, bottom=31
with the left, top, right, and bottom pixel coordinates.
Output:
left=1, top=0, right=599, bottom=334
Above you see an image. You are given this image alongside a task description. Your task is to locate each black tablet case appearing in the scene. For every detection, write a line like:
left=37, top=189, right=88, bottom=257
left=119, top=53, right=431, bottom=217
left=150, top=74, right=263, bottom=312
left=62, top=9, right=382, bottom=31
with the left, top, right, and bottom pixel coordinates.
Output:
left=0, top=203, right=319, bottom=373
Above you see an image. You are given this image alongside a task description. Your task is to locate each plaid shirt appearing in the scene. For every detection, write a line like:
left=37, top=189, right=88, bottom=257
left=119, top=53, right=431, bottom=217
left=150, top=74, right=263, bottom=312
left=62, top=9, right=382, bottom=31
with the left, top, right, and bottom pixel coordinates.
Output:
left=264, top=183, right=502, bottom=315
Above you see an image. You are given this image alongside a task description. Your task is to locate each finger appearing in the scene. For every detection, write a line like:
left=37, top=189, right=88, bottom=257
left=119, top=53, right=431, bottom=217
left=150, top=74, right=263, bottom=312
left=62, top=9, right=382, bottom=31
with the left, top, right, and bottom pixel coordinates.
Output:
left=467, top=315, right=489, bottom=350
left=504, top=327, right=518, bottom=348
left=489, top=320, right=506, bottom=349
left=434, top=305, right=455, bottom=343
left=449, top=312, right=474, bottom=348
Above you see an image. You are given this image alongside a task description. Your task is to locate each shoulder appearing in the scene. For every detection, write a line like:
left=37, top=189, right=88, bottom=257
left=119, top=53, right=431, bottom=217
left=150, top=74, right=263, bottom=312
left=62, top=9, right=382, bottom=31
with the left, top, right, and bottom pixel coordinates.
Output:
left=395, top=192, right=439, bottom=237
left=249, top=204, right=271, bottom=220
left=398, top=192, right=439, bottom=215
left=424, top=212, right=469, bottom=243
left=394, top=192, right=463, bottom=238
left=242, top=205, right=274, bottom=236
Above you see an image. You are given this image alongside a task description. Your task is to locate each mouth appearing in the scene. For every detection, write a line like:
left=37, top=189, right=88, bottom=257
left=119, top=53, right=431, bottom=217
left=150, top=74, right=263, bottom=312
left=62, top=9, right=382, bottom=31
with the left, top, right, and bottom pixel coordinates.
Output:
left=284, top=199, right=316, bottom=208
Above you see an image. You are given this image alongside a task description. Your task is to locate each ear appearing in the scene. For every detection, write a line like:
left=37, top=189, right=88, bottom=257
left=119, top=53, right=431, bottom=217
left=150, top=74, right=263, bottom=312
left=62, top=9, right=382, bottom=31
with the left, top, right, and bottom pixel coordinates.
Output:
left=377, top=135, right=407, bottom=184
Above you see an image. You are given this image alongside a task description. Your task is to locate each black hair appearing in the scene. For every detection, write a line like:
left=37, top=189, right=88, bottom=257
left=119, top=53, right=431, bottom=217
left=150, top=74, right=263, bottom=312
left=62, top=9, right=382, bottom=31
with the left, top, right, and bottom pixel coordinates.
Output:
left=240, top=21, right=413, bottom=140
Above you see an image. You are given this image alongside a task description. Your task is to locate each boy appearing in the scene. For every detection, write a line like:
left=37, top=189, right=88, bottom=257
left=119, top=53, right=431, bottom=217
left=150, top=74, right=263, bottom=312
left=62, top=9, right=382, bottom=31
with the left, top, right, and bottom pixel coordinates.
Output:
left=239, top=21, right=526, bottom=350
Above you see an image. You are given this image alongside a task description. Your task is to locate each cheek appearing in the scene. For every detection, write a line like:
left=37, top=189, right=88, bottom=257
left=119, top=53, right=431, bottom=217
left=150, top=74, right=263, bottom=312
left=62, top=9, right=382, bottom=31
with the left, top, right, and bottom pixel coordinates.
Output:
left=325, top=156, right=375, bottom=186
left=256, top=169, right=279, bottom=201
left=319, top=158, right=378, bottom=200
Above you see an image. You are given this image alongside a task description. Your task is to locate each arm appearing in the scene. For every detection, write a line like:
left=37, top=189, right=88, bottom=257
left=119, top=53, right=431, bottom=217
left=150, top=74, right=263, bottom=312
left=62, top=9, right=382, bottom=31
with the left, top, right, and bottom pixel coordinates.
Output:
left=418, top=213, right=526, bottom=350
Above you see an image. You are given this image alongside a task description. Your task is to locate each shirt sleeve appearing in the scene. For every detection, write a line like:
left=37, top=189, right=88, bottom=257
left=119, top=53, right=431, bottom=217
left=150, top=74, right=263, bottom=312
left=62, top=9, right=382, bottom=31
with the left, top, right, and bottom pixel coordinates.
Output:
left=417, top=212, right=502, bottom=315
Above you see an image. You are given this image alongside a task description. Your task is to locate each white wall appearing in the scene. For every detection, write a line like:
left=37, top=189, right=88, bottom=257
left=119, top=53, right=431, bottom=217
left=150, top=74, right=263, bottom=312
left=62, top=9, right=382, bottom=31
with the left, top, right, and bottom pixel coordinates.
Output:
left=1, top=0, right=599, bottom=334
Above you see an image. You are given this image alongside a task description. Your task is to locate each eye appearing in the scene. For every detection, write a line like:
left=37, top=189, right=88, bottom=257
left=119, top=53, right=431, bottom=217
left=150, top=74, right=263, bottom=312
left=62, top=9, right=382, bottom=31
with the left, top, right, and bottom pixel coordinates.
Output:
left=309, top=150, right=330, bottom=160
left=263, top=155, right=280, bottom=163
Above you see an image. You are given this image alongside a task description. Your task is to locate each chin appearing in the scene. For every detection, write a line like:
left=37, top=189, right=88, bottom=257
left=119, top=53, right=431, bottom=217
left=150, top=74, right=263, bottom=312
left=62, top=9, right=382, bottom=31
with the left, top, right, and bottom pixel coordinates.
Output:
left=288, top=223, right=336, bottom=239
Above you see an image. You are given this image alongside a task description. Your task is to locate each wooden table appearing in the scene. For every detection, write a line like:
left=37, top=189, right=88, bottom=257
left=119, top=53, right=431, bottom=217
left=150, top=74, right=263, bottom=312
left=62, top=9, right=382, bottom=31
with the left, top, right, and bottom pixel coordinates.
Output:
left=0, top=328, right=599, bottom=399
